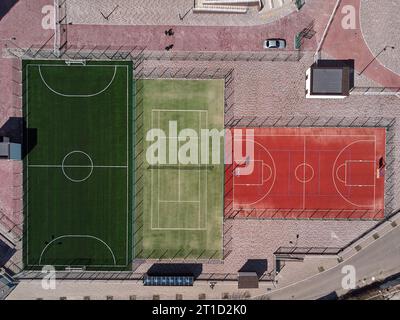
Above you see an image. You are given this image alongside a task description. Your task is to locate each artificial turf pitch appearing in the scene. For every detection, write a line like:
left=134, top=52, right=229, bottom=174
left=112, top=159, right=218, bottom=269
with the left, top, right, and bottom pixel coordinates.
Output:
left=23, top=61, right=224, bottom=269
left=135, top=79, right=224, bottom=260
left=23, top=60, right=133, bottom=270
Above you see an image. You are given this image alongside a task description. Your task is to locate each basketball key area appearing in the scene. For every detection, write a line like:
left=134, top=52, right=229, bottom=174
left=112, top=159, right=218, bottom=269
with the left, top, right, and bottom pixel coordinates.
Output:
left=225, top=127, right=386, bottom=220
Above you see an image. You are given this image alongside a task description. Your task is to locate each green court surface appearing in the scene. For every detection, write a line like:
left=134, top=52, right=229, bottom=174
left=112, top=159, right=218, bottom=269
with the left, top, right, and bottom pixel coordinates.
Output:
left=23, top=60, right=133, bottom=270
left=135, top=79, right=224, bottom=260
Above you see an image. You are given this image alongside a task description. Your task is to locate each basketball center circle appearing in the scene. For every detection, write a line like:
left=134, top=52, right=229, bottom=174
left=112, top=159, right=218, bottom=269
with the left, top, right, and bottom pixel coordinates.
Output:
left=295, top=163, right=314, bottom=183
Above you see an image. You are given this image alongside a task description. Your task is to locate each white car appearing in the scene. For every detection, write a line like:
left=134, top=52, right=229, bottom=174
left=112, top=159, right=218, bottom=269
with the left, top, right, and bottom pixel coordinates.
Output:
left=263, top=38, right=286, bottom=49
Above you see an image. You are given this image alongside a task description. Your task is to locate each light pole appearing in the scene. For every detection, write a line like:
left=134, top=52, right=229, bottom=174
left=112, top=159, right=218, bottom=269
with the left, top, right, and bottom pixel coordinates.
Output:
left=358, top=45, right=395, bottom=76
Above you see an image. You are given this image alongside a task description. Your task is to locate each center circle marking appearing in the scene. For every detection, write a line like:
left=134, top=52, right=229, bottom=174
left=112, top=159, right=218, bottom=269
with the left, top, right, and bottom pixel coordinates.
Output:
left=61, top=151, right=93, bottom=183
left=295, top=163, right=314, bottom=183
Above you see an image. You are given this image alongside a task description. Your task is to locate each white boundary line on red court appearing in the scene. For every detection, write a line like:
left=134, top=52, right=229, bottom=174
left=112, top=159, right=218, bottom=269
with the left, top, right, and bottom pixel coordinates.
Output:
left=234, top=160, right=264, bottom=186
left=344, top=160, right=375, bottom=187
left=232, top=133, right=382, bottom=213
left=332, top=139, right=377, bottom=209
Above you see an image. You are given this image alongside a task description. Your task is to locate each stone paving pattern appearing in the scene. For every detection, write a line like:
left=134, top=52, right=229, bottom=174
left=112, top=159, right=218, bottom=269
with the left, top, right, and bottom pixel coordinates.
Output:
left=360, top=0, right=400, bottom=77
left=1, top=0, right=400, bottom=288
left=66, top=0, right=296, bottom=27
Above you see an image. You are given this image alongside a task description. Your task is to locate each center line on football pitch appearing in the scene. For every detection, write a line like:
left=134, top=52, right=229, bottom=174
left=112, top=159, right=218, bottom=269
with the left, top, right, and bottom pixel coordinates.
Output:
left=28, top=165, right=127, bottom=168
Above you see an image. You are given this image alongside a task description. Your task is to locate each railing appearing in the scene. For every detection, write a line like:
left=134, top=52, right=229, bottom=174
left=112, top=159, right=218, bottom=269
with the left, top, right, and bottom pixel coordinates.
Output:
left=275, top=246, right=342, bottom=256
left=15, top=270, right=274, bottom=282
left=350, top=87, right=400, bottom=96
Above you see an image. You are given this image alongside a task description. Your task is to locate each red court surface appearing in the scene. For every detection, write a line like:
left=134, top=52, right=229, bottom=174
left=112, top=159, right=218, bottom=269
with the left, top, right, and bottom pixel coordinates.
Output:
left=224, top=127, right=386, bottom=220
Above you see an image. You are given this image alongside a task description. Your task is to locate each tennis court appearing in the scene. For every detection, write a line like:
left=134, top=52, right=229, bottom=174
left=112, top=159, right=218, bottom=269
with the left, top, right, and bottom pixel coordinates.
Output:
left=136, top=79, right=224, bottom=259
left=225, top=127, right=386, bottom=219
left=23, top=60, right=133, bottom=270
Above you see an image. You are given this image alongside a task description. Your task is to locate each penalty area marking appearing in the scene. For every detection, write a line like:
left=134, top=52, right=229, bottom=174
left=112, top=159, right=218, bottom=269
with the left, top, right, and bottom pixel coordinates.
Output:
left=36, top=64, right=118, bottom=98
left=38, top=234, right=117, bottom=266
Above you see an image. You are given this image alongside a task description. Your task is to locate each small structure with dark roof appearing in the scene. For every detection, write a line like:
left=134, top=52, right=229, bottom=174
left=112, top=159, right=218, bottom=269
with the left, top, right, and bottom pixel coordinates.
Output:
left=238, top=272, right=259, bottom=289
left=0, top=137, right=21, bottom=160
left=306, top=59, right=354, bottom=99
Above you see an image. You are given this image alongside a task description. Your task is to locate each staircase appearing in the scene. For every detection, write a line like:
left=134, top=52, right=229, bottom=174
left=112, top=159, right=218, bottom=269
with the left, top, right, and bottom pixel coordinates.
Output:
left=259, top=0, right=295, bottom=18
left=194, top=0, right=263, bottom=14
left=194, top=0, right=293, bottom=15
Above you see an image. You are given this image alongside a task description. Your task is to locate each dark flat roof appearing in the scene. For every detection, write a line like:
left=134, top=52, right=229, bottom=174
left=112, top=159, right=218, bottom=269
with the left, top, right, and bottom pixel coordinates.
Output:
left=312, top=68, right=343, bottom=94
left=238, top=272, right=259, bottom=289
left=310, top=60, right=353, bottom=96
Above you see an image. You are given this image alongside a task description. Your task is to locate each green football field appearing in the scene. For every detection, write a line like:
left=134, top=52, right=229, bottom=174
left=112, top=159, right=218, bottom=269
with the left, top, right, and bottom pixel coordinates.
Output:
left=135, top=79, right=224, bottom=260
left=23, top=60, right=133, bottom=270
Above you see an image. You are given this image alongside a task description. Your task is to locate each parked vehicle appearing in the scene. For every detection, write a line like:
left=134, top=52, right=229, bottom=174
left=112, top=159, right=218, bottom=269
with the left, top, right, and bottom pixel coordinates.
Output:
left=263, top=38, right=286, bottom=49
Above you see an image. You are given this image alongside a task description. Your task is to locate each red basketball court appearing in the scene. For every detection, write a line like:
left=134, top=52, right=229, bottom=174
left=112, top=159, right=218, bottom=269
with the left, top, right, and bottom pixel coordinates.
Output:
left=224, top=127, right=386, bottom=220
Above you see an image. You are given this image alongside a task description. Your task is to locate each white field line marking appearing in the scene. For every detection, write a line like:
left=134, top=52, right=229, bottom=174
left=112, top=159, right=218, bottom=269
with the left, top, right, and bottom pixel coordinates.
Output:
left=28, top=165, right=127, bottom=168
left=26, top=65, right=29, bottom=265
left=205, top=111, right=209, bottom=229
left=28, top=64, right=127, bottom=67
left=149, top=109, right=207, bottom=231
left=159, top=200, right=201, bottom=203
left=303, top=136, right=306, bottom=210
left=178, top=130, right=181, bottom=202
left=244, top=134, right=378, bottom=137
left=28, top=264, right=127, bottom=267
left=26, top=63, right=130, bottom=266
left=39, top=234, right=117, bottom=265
left=374, top=135, right=377, bottom=211
left=232, top=139, right=277, bottom=209
left=234, top=160, right=264, bottom=186
left=150, top=109, right=154, bottom=229
left=233, top=135, right=380, bottom=212
left=344, top=160, right=375, bottom=187
left=198, top=112, right=201, bottom=228
left=332, top=139, right=377, bottom=208
left=235, top=208, right=380, bottom=212
left=126, top=65, right=129, bottom=265
left=335, top=164, right=346, bottom=183
left=158, top=110, right=160, bottom=228
left=151, top=227, right=207, bottom=231
left=151, top=109, right=207, bottom=113
left=37, top=65, right=117, bottom=98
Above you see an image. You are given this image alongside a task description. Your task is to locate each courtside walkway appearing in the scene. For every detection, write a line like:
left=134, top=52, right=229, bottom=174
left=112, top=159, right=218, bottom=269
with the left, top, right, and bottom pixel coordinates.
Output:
left=322, top=0, right=400, bottom=87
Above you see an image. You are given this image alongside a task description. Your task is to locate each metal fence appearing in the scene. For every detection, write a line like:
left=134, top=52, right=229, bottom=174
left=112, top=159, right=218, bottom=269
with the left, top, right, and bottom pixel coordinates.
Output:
left=140, top=50, right=303, bottom=62
left=275, top=247, right=342, bottom=256
left=224, top=116, right=397, bottom=219
left=350, top=87, right=400, bottom=96
left=5, top=43, right=303, bottom=63
left=54, top=0, right=68, bottom=57
left=132, top=64, right=234, bottom=262
left=15, top=269, right=274, bottom=282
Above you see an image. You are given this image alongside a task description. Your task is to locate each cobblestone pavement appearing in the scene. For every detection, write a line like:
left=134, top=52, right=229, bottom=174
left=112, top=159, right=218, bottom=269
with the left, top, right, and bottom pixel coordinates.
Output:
left=360, top=0, right=400, bottom=77
left=322, top=0, right=400, bottom=87
left=65, top=0, right=331, bottom=52
left=66, top=0, right=296, bottom=27
left=1, top=0, right=400, bottom=292
left=6, top=279, right=271, bottom=300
